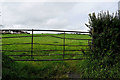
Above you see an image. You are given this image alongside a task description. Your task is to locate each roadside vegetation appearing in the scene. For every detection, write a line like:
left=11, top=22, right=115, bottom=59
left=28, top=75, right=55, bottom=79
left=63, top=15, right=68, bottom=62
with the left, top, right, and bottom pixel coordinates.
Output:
left=85, top=11, right=120, bottom=78
left=2, top=34, right=91, bottom=79
left=2, top=11, right=120, bottom=79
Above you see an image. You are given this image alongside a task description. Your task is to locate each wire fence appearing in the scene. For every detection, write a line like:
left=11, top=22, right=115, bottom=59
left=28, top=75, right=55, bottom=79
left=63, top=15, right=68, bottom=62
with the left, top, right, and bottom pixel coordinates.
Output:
left=1, top=29, right=92, bottom=61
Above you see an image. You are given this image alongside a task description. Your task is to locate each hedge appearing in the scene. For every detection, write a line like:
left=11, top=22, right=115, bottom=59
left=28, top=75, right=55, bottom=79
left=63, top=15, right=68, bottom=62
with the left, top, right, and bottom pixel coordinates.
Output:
left=85, top=11, right=120, bottom=78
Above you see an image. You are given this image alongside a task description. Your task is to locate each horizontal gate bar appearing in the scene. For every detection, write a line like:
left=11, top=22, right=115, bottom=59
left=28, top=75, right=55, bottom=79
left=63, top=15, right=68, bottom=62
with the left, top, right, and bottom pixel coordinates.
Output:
left=1, top=29, right=90, bottom=33
left=2, top=35, right=53, bottom=38
left=13, top=58, right=86, bottom=61
left=1, top=50, right=90, bottom=52
left=2, top=36, right=32, bottom=38
left=7, top=53, right=83, bottom=56
left=2, top=35, right=92, bottom=40
left=1, top=50, right=30, bottom=52
left=2, top=43, right=91, bottom=46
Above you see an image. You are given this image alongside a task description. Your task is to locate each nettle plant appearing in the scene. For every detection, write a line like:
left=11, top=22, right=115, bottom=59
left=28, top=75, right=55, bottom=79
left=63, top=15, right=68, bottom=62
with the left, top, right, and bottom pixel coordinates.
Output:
left=86, top=11, right=120, bottom=66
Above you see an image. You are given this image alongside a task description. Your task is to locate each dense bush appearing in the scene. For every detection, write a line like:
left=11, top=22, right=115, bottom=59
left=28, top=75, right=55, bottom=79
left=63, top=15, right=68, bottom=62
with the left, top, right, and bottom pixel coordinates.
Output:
left=2, top=54, right=19, bottom=79
left=85, top=11, right=120, bottom=78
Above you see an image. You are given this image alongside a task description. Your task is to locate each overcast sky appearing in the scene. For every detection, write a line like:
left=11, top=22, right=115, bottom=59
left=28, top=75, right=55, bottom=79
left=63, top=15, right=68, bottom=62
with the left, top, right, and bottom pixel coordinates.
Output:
left=0, top=0, right=120, bottom=31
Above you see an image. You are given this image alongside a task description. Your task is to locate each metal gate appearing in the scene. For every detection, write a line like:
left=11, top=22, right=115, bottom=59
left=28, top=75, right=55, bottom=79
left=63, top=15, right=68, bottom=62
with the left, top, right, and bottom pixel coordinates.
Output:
left=1, top=29, right=92, bottom=61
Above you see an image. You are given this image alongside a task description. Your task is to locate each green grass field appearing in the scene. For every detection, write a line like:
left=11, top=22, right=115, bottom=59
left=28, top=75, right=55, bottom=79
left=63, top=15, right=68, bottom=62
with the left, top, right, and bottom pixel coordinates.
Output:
left=2, top=34, right=91, bottom=60
left=2, top=34, right=92, bottom=78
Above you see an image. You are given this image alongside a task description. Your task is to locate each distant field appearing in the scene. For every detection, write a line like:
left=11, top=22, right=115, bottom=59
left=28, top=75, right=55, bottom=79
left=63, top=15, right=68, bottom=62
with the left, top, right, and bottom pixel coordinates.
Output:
left=2, top=34, right=92, bottom=78
left=2, top=34, right=91, bottom=60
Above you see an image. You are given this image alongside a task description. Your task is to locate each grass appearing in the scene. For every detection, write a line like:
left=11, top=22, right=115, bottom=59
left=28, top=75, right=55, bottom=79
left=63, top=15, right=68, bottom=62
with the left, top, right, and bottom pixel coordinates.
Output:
left=2, top=33, right=91, bottom=79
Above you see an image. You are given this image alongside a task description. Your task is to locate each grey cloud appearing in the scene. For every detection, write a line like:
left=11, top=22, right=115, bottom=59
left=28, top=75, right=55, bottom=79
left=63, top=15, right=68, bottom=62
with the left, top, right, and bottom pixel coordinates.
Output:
left=1, top=2, right=118, bottom=31
left=2, top=2, right=77, bottom=28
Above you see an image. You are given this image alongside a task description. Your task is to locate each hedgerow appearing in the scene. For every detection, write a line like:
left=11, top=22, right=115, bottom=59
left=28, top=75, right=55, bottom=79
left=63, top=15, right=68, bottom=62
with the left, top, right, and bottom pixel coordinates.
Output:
left=85, top=11, right=120, bottom=78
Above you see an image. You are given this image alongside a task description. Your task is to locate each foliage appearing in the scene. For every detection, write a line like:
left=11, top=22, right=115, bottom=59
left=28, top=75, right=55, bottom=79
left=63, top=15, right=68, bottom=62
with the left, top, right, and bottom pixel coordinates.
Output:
left=2, top=53, right=19, bottom=79
left=85, top=11, right=120, bottom=78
